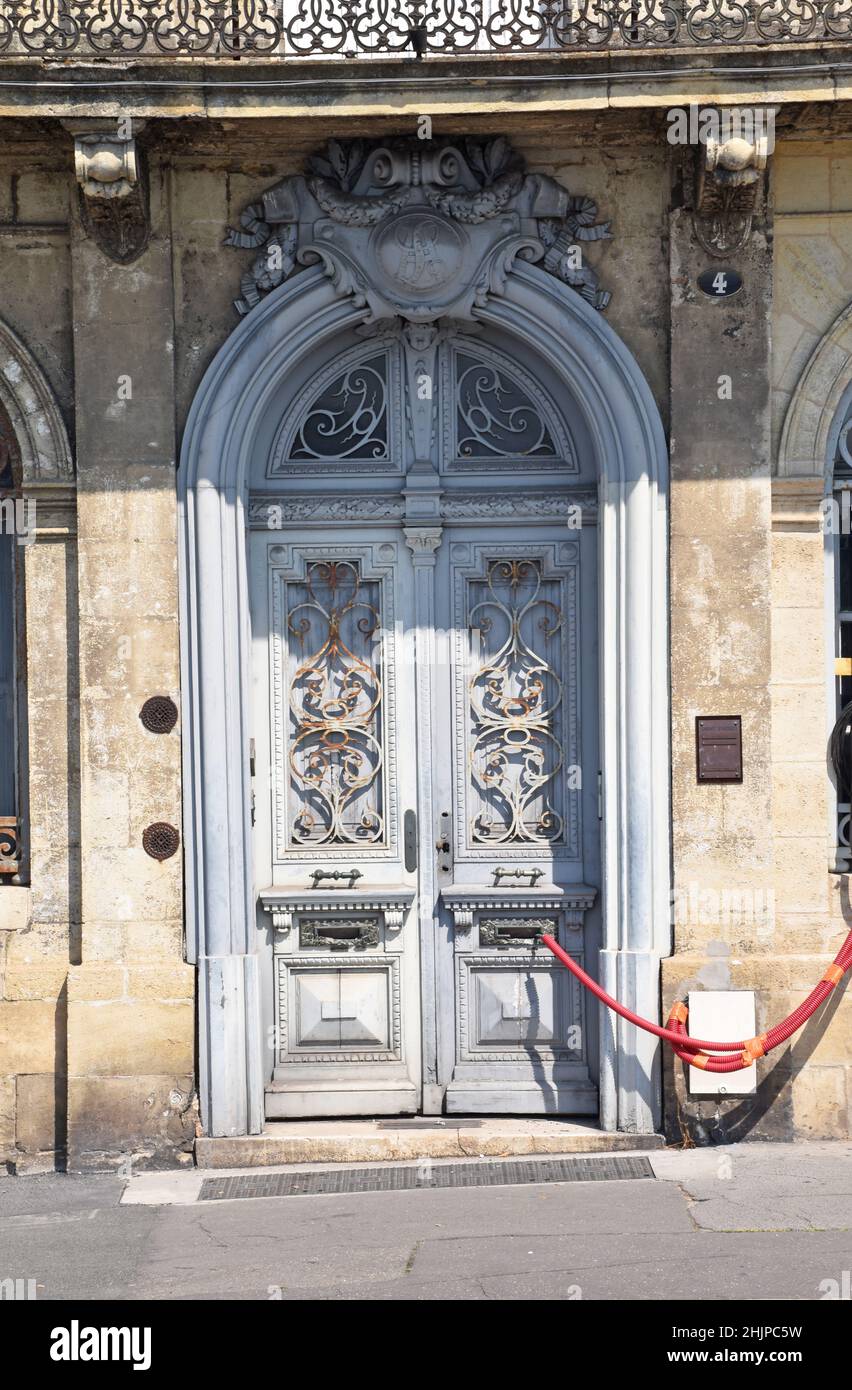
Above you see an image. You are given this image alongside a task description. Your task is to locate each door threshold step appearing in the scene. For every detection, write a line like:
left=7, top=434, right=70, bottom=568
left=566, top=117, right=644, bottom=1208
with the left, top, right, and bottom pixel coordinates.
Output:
left=197, top=1153, right=655, bottom=1201
left=195, top=1117, right=664, bottom=1169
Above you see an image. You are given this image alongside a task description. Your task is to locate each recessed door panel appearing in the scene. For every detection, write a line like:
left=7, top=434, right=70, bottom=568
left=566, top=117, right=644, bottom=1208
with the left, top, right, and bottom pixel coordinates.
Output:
left=432, top=524, right=599, bottom=1115
left=254, top=530, right=420, bottom=1118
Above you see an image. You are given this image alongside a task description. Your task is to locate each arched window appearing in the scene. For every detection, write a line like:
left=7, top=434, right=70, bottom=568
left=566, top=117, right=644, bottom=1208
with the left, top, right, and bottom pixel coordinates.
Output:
left=0, top=402, right=25, bottom=880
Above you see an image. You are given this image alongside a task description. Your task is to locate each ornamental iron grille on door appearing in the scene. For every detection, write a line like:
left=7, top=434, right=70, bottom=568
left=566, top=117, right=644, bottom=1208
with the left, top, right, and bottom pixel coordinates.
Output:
left=463, top=554, right=575, bottom=851
left=285, top=558, right=386, bottom=848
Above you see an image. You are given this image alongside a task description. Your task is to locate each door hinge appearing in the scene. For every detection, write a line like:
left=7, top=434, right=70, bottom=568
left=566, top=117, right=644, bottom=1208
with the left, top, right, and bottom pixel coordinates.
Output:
left=597, top=771, right=603, bottom=820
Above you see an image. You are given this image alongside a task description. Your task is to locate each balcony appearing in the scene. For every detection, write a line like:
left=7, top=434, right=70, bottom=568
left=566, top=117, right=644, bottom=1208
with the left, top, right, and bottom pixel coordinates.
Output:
left=0, top=0, right=849, bottom=62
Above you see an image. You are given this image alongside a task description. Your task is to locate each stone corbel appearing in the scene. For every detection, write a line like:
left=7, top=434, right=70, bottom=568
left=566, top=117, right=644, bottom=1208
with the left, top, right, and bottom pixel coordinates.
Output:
left=694, top=122, right=769, bottom=258
left=64, top=121, right=150, bottom=265
left=268, top=906, right=293, bottom=938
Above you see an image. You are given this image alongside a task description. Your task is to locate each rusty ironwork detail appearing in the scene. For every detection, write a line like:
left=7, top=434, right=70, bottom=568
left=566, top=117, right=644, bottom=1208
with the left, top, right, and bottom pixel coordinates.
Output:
left=142, top=821, right=180, bottom=860
left=140, top=695, right=178, bottom=734
left=0, top=816, right=19, bottom=875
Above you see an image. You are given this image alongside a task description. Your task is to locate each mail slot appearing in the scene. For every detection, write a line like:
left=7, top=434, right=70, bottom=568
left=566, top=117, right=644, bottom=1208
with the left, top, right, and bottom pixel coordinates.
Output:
left=299, top=917, right=381, bottom=950
left=695, top=715, right=743, bottom=783
left=479, top=917, right=557, bottom=949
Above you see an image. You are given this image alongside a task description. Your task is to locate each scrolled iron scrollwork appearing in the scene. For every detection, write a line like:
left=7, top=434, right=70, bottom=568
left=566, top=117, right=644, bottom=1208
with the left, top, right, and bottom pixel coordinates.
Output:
left=456, top=354, right=556, bottom=459
left=0, top=0, right=843, bottom=57
left=289, top=355, right=389, bottom=461
left=685, top=0, right=750, bottom=43
left=287, top=559, right=386, bottom=847
left=0, top=816, right=19, bottom=874
left=752, top=0, right=819, bottom=39
left=468, top=558, right=564, bottom=846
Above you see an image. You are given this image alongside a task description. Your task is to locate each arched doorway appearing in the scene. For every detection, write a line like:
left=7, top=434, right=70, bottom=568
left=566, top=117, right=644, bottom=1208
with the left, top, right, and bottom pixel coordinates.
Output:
left=179, top=142, right=669, bottom=1137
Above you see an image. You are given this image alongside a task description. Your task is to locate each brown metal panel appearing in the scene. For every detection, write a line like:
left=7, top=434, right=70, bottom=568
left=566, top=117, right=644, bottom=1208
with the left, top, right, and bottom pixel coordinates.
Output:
left=695, top=715, right=743, bottom=783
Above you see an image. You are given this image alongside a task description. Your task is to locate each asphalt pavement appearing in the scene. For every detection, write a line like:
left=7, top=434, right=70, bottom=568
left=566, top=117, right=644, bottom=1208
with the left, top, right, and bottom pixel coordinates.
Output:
left=1, top=1142, right=851, bottom=1301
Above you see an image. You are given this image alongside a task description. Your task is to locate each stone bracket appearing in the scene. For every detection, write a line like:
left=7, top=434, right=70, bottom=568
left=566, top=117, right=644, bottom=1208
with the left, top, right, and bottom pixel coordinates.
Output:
left=693, top=118, right=769, bottom=258
left=64, top=122, right=150, bottom=265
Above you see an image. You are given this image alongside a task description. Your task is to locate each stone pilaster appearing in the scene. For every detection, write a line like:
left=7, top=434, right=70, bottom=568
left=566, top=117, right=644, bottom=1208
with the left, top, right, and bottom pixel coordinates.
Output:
left=664, top=136, right=776, bottom=1139
left=66, top=142, right=193, bottom=1168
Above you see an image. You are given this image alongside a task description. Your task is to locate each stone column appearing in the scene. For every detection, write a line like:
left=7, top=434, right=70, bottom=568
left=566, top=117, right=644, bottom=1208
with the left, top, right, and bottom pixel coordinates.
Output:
left=65, top=127, right=194, bottom=1168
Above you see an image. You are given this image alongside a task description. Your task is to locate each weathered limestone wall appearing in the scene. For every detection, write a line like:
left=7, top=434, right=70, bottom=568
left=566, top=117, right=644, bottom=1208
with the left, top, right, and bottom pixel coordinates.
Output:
left=0, top=151, right=77, bottom=1172
left=663, top=133, right=852, bottom=1142
left=66, top=157, right=194, bottom=1169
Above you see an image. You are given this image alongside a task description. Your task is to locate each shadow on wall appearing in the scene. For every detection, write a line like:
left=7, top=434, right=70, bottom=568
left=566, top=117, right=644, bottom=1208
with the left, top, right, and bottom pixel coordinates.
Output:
left=667, top=876, right=852, bottom=1144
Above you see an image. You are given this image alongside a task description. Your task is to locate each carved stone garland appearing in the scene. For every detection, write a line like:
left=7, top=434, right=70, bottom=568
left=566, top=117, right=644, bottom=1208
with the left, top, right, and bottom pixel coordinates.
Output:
left=225, top=136, right=611, bottom=322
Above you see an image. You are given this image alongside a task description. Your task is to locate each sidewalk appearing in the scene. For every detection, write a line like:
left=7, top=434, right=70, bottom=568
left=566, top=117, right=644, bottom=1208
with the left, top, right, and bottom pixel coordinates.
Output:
left=2, top=1142, right=851, bottom=1300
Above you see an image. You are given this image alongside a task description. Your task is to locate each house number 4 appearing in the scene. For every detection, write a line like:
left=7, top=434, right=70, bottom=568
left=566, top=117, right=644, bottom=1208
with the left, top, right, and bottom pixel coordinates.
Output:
left=698, top=268, right=743, bottom=298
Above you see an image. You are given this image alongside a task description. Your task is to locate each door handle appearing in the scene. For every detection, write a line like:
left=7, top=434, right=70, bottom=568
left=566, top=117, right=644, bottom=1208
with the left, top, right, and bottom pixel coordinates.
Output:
left=404, top=809, right=418, bottom=873
left=309, top=868, right=363, bottom=888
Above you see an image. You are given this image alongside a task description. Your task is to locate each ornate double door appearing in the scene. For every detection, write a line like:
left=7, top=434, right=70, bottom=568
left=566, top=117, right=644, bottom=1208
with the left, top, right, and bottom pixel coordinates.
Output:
left=252, top=519, right=601, bottom=1118
left=250, top=333, right=601, bottom=1118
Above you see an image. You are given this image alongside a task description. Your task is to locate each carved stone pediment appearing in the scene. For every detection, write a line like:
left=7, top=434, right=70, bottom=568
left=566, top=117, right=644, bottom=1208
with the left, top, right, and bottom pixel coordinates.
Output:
left=225, top=136, right=611, bottom=322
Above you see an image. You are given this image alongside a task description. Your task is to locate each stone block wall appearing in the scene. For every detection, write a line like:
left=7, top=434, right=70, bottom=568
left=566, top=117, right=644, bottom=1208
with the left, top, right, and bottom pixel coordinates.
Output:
left=2, top=115, right=852, bottom=1163
left=663, top=133, right=852, bottom=1142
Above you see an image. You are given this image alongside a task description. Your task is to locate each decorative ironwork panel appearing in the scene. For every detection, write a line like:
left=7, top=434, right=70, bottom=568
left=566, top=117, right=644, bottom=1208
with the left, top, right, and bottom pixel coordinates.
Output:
left=0, top=816, right=19, bottom=875
left=443, top=343, right=576, bottom=471
left=478, top=915, right=559, bottom=948
left=456, top=351, right=556, bottom=460
left=280, top=557, right=387, bottom=849
left=288, top=353, right=388, bottom=463
left=458, top=548, right=579, bottom=854
left=0, top=1, right=848, bottom=57
left=270, top=344, right=401, bottom=475
left=299, top=916, right=382, bottom=949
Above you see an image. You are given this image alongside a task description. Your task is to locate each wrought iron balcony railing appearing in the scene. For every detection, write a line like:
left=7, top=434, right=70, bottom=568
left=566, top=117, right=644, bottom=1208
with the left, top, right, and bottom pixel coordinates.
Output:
left=0, top=0, right=849, bottom=61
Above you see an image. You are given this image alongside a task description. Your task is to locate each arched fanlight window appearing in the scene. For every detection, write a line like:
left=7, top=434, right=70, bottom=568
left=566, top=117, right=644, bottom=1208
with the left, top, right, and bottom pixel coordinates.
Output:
left=0, top=401, right=25, bottom=880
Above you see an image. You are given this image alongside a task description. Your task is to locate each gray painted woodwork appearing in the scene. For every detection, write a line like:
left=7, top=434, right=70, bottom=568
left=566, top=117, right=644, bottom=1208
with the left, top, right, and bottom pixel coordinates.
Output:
left=178, top=143, right=669, bottom=1135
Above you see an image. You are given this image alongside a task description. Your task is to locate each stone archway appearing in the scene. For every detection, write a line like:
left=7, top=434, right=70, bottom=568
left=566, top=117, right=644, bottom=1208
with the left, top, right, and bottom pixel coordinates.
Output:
left=179, top=142, right=670, bottom=1138
left=779, top=300, right=852, bottom=480
left=0, top=318, right=73, bottom=486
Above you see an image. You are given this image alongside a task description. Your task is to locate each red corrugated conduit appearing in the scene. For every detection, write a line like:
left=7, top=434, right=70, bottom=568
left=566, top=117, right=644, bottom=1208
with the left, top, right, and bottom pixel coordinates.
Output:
left=541, top=931, right=852, bottom=1074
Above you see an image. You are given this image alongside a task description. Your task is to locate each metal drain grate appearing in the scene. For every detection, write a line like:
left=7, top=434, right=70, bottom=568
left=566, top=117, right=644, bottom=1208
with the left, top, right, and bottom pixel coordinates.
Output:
left=198, top=1154, right=654, bottom=1201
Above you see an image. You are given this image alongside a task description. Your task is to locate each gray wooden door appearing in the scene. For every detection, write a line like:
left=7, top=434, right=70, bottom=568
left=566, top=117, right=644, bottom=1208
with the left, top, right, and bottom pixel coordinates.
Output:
left=428, top=523, right=599, bottom=1114
left=251, top=327, right=599, bottom=1117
